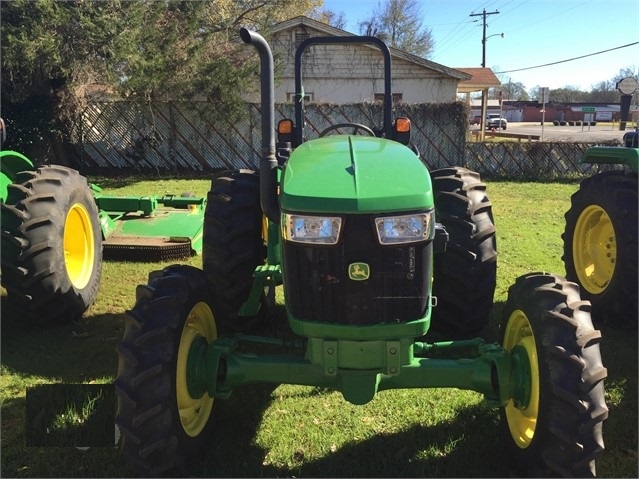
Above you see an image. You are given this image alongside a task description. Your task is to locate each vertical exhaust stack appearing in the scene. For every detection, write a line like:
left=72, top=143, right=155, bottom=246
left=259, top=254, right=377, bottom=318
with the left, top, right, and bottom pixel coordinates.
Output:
left=240, top=28, right=280, bottom=223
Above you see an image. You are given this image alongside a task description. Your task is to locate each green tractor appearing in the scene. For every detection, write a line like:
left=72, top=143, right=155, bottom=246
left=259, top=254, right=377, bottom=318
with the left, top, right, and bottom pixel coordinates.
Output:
left=0, top=119, right=206, bottom=326
left=562, top=131, right=638, bottom=328
left=115, top=30, right=608, bottom=476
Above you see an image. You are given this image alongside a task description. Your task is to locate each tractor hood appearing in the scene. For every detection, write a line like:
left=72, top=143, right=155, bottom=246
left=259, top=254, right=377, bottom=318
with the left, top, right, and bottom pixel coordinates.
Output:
left=280, top=136, right=433, bottom=214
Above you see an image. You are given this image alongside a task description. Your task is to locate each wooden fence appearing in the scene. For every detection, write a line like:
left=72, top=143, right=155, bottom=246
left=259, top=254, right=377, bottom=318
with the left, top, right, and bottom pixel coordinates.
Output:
left=77, top=101, right=622, bottom=180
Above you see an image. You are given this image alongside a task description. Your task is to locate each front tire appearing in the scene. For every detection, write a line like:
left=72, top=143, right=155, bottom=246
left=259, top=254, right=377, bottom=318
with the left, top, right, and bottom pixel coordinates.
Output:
left=562, top=171, right=638, bottom=328
left=500, top=273, right=607, bottom=477
left=1, top=165, right=102, bottom=325
left=429, top=167, right=497, bottom=338
left=115, top=265, right=218, bottom=476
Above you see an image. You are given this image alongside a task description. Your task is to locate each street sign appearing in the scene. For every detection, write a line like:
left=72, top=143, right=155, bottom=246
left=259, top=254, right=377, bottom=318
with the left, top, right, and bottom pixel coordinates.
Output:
left=617, top=77, right=639, bottom=95
left=540, top=87, right=549, bottom=104
left=581, top=107, right=595, bottom=112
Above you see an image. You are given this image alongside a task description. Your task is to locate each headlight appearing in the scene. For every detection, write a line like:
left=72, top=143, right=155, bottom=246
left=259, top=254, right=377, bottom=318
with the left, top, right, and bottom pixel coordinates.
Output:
left=374, top=212, right=435, bottom=244
left=282, top=214, right=342, bottom=244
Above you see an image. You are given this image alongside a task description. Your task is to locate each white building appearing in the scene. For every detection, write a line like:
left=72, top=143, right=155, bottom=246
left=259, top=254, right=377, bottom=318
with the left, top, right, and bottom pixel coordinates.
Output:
left=245, top=16, right=471, bottom=104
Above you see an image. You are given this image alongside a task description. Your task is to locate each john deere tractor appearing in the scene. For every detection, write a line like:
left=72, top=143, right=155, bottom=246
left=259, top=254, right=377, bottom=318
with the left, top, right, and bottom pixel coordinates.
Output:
left=115, top=30, right=608, bottom=476
left=562, top=130, right=638, bottom=328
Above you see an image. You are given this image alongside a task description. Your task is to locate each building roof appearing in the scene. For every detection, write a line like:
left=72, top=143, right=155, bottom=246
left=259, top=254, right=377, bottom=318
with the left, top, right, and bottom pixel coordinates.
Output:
left=269, top=16, right=472, bottom=82
left=455, top=68, right=502, bottom=93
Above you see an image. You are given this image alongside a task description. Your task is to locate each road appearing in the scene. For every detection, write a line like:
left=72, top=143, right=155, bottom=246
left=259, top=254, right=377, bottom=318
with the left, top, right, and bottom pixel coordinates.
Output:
left=472, top=122, right=636, bottom=143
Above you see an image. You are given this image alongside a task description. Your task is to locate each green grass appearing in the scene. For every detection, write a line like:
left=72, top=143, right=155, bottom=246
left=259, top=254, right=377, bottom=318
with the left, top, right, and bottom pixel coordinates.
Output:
left=1, top=178, right=636, bottom=477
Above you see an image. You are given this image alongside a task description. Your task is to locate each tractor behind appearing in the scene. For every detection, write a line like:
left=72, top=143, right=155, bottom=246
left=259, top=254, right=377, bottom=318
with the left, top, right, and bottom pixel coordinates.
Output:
left=114, top=29, right=608, bottom=477
left=0, top=118, right=206, bottom=326
left=562, top=130, right=638, bottom=328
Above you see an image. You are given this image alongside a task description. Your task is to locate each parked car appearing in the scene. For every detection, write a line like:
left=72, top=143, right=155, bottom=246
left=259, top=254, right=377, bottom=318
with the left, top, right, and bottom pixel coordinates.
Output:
left=486, top=113, right=507, bottom=130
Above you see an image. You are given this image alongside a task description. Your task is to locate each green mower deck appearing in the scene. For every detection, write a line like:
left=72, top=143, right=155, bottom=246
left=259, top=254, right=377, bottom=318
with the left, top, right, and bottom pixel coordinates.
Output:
left=95, top=192, right=205, bottom=261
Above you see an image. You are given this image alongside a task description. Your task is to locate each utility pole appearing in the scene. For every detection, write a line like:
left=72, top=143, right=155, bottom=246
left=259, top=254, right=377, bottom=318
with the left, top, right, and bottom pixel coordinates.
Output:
left=470, top=9, right=500, bottom=67
left=470, top=9, right=499, bottom=140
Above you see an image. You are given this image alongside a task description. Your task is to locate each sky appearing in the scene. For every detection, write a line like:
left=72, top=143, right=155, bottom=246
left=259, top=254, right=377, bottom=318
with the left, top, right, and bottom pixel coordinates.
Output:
left=320, top=0, right=639, bottom=92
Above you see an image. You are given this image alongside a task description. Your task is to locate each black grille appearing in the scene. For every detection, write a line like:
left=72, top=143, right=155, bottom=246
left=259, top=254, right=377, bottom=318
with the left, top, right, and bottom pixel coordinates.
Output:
left=282, top=214, right=431, bottom=325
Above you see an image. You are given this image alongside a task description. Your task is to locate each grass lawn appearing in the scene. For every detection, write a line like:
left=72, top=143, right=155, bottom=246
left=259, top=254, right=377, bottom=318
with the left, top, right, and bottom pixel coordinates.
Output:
left=1, top=177, right=636, bottom=477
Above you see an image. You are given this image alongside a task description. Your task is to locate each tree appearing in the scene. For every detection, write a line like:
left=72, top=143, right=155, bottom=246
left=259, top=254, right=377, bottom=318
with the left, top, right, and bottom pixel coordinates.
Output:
left=1, top=0, right=320, bottom=159
left=521, top=66, right=638, bottom=103
left=529, top=86, right=542, bottom=102
left=500, top=79, right=529, bottom=101
left=549, top=86, right=587, bottom=103
left=312, top=8, right=346, bottom=30
left=586, top=80, right=619, bottom=103
left=611, top=66, right=638, bottom=84
left=357, top=0, right=434, bottom=58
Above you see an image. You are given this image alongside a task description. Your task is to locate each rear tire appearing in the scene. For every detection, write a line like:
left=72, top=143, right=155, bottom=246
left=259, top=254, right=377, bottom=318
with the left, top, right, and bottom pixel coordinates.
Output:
left=203, top=169, right=266, bottom=331
left=1, top=165, right=102, bottom=325
left=429, top=167, right=497, bottom=338
left=115, top=265, right=218, bottom=476
left=500, top=273, right=607, bottom=477
left=562, top=171, right=638, bottom=328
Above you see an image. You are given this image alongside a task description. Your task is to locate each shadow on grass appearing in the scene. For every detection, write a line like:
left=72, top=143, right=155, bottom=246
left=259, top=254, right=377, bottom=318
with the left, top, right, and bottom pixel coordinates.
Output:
left=2, top=294, right=635, bottom=477
left=190, top=399, right=508, bottom=478
left=1, top=296, right=123, bottom=383
left=1, top=393, right=131, bottom=478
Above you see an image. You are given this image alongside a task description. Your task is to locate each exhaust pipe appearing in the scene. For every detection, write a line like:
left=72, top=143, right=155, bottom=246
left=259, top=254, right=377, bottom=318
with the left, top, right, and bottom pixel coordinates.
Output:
left=240, top=28, right=280, bottom=223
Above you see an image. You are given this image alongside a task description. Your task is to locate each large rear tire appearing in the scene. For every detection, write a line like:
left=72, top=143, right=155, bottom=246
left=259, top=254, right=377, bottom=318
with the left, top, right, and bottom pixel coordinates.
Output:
left=203, top=169, right=267, bottom=331
left=562, top=171, right=638, bottom=328
left=115, top=265, right=218, bottom=476
left=429, top=167, right=497, bottom=338
left=500, top=273, right=607, bottom=477
left=1, top=165, right=102, bottom=325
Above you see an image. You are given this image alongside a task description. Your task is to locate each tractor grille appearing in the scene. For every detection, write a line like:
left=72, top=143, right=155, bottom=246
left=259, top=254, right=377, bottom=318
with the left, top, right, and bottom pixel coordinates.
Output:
left=282, top=214, right=431, bottom=325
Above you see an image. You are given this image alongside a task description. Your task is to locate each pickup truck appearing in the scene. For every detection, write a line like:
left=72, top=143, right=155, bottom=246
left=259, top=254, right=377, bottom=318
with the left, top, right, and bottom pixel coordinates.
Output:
left=486, top=114, right=507, bottom=130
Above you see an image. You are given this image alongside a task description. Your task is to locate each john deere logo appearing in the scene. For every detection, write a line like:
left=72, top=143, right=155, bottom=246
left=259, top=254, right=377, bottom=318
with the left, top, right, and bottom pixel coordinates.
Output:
left=348, top=262, right=370, bottom=281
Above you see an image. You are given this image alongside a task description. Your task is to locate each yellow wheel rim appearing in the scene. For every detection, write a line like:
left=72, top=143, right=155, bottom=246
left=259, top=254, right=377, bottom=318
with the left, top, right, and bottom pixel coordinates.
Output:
left=176, top=302, right=217, bottom=437
left=63, top=203, right=95, bottom=289
left=572, top=204, right=616, bottom=295
left=262, top=215, right=269, bottom=243
left=503, top=310, right=539, bottom=449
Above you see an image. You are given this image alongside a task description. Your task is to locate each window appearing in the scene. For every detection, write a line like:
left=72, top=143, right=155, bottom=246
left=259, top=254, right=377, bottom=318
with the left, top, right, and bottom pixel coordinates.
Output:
left=287, top=92, right=313, bottom=103
left=293, top=30, right=310, bottom=49
left=375, top=93, right=403, bottom=103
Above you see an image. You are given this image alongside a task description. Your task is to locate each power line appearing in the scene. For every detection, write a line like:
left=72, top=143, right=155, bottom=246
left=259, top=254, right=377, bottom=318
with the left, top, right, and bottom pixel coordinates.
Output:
left=495, top=42, right=639, bottom=74
left=431, top=2, right=501, bottom=59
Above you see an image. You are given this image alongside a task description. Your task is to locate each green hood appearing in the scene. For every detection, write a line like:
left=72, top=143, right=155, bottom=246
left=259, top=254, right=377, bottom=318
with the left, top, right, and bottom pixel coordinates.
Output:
left=280, top=136, right=433, bottom=214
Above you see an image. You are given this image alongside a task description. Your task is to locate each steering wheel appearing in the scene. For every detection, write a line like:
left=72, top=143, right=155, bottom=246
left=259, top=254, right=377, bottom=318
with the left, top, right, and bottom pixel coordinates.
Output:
left=319, top=122, right=376, bottom=137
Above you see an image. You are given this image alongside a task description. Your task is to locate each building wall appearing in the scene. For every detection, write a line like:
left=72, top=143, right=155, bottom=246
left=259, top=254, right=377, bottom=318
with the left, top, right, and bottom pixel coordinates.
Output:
left=257, top=26, right=459, bottom=104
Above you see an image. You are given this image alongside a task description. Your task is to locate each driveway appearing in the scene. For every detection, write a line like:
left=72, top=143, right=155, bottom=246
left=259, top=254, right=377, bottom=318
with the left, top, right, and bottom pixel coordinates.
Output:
left=491, top=122, right=635, bottom=143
